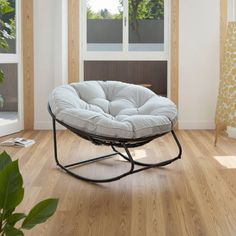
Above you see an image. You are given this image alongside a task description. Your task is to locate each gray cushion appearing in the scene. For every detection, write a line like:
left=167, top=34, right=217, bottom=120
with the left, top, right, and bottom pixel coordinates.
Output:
left=49, top=81, right=177, bottom=139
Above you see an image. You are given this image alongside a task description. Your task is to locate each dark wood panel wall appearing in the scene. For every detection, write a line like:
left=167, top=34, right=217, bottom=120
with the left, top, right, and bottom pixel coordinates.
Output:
left=84, top=61, right=167, bottom=96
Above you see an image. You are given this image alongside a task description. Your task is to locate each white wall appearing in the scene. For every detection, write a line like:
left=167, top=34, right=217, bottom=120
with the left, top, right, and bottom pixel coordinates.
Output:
left=34, top=0, right=68, bottom=129
left=178, top=0, right=220, bottom=129
left=34, top=0, right=221, bottom=130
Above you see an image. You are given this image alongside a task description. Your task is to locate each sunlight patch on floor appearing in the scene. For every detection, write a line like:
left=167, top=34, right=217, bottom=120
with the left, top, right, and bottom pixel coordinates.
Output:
left=116, top=149, right=147, bottom=162
left=214, top=156, right=236, bottom=169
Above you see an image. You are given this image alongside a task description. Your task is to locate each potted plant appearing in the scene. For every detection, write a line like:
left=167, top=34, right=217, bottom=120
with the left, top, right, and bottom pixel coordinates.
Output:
left=0, top=151, right=58, bottom=235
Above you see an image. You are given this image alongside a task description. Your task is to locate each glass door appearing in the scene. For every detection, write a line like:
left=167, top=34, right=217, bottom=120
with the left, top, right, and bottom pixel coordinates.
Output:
left=0, top=0, right=23, bottom=137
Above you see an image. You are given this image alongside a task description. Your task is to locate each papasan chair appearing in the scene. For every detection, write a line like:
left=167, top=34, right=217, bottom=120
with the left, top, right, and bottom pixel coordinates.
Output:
left=48, top=81, right=182, bottom=183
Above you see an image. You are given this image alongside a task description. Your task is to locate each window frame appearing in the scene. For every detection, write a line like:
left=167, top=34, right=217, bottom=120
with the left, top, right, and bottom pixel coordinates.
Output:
left=81, top=0, right=170, bottom=61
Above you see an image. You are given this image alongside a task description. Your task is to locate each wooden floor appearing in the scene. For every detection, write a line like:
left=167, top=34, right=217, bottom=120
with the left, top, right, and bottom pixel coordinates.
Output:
left=1, top=130, right=236, bottom=236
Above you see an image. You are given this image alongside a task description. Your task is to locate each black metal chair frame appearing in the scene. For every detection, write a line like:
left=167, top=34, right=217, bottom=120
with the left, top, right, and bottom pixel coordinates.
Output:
left=48, top=105, right=182, bottom=183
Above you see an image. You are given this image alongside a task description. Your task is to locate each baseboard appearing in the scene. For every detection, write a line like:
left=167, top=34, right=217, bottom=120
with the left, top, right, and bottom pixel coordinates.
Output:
left=178, top=121, right=215, bottom=130
left=34, top=121, right=66, bottom=130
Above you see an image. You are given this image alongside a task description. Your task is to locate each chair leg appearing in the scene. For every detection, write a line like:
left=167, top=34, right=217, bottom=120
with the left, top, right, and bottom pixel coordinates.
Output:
left=52, top=118, right=136, bottom=183
left=51, top=118, right=182, bottom=183
left=52, top=118, right=59, bottom=165
left=111, top=130, right=182, bottom=167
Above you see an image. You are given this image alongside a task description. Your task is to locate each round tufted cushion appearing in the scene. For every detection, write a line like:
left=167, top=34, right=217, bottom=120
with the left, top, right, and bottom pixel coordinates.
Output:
left=49, top=81, right=177, bottom=139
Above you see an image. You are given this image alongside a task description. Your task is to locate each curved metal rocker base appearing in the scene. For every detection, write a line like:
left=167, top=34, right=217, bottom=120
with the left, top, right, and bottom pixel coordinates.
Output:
left=49, top=106, right=182, bottom=183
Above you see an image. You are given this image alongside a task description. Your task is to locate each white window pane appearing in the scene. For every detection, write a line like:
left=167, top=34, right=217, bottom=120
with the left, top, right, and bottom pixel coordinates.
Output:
left=128, top=0, right=164, bottom=51
left=87, top=0, right=123, bottom=51
left=0, top=63, right=18, bottom=114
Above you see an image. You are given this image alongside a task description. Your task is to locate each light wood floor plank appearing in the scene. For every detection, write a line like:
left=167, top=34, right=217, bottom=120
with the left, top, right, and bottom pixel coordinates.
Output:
left=0, top=130, right=236, bottom=236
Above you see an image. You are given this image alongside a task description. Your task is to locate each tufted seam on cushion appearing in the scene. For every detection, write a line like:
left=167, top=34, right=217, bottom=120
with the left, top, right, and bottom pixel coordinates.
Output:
left=71, top=81, right=107, bottom=100
left=58, top=109, right=134, bottom=134
left=59, top=109, right=113, bottom=122
left=135, top=89, right=157, bottom=108
left=58, top=109, right=172, bottom=132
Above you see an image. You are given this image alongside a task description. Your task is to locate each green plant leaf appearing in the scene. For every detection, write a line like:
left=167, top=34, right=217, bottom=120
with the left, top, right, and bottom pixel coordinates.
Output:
left=1, top=5, right=14, bottom=14
left=0, top=37, right=9, bottom=50
left=0, top=69, right=4, bottom=83
left=3, top=224, right=23, bottom=236
left=22, top=199, right=58, bottom=230
left=3, top=208, right=15, bottom=220
left=7, top=213, right=26, bottom=226
left=0, top=160, right=24, bottom=212
left=0, top=151, right=12, bottom=171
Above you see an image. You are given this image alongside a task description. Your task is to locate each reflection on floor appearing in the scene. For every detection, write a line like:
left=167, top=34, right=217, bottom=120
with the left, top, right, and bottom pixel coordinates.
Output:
left=214, top=156, right=236, bottom=169
left=0, top=112, right=18, bottom=126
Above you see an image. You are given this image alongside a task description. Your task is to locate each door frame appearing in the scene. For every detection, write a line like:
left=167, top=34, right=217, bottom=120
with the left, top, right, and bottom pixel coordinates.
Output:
left=0, top=0, right=34, bottom=137
left=22, top=0, right=34, bottom=131
left=0, top=0, right=23, bottom=137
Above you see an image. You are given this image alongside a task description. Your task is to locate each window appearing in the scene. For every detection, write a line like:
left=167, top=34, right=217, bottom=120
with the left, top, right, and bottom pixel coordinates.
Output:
left=83, top=0, right=169, bottom=60
left=81, top=0, right=169, bottom=97
left=0, top=0, right=22, bottom=136
left=128, top=0, right=165, bottom=51
left=87, top=0, right=123, bottom=51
